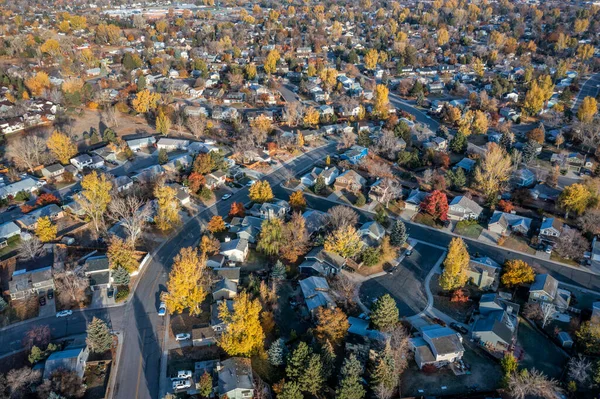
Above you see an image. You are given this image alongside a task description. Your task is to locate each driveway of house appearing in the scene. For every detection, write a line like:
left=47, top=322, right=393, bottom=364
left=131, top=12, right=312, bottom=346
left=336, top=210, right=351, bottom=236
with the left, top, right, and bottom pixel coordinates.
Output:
left=38, top=297, right=56, bottom=318
left=359, top=243, right=445, bottom=317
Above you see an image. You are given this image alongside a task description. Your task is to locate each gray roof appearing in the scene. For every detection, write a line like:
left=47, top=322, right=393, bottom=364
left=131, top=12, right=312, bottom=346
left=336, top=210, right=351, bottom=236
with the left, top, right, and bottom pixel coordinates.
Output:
left=0, top=221, right=20, bottom=238
left=17, top=204, right=62, bottom=228
left=299, top=276, right=335, bottom=312
left=85, top=255, right=110, bottom=273
left=422, top=325, right=464, bottom=356
left=472, top=310, right=514, bottom=345
left=0, top=177, right=38, bottom=197
left=214, top=267, right=240, bottom=281
left=213, top=278, right=237, bottom=293
left=489, top=211, right=532, bottom=232
left=220, top=238, right=248, bottom=253
left=406, top=189, right=428, bottom=205
left=449, top=195, right=483, bottom=215
left=218, top=358, right=254, bottom=395
left=469, top=256, right=500, bottom=276
left=530, top=274, right=558, bottom=298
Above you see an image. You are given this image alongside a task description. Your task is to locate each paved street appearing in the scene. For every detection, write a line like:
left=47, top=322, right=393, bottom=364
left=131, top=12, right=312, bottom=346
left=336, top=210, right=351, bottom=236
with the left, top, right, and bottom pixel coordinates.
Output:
left=572, top=73, right=600, bottom=111
left=388, top=93, right=440, bottom=132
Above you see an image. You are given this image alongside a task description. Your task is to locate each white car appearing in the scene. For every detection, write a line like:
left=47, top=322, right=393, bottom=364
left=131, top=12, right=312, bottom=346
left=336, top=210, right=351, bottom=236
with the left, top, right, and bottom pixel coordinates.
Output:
left=221, top=193, right=232, bottom=200
left=177, top=370, right=193, bottom=379
left=172, top=380, right=191, bottom=390
left=175, top=333, right=191, bottom=341
left=246, top=180, right=256, bottom=187
left=158, top=302, right=167, bottom=316
left=56, top=310, right=73, bottom=318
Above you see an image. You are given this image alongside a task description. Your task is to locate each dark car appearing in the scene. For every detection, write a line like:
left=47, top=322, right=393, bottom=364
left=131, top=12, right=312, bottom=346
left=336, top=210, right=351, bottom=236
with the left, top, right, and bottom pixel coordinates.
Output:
left=404, top=249, right=413, bottom=257
left=450, top=322, right=468, bottom=334
left=6, top=205, right=17, bottom=211
left=39, top=296, right=46, bottom=306
left=107, top=288, right=114, bottom=298
left=47, top=289, right=54, bottom=299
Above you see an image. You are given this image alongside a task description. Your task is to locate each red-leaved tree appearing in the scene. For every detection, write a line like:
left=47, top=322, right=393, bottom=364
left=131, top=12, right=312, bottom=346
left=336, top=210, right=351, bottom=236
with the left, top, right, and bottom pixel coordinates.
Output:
left=420, top=190, right=449, bottom=221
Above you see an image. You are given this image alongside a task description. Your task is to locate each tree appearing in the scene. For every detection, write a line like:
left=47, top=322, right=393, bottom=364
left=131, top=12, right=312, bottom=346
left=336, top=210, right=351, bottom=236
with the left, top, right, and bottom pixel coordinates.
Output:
left=112, top=266, right=130, bottom=285
left=257, top=218, right=284, bottom=256
left=108, top=195, right=150, bottom=246
left=324, top=225, right=362, bottom=258
left=568, top=355, right=592, bottom=386
left=107, top=236, right=138, bottom=273
left=154, top=183, right=181, bottom=230
left=47, top=131, right=77, bottom=164
left=289, top=191, right=306, bottom=212
left=449, top=131, right=468, bottom=153
left=336, top=354, right=365, bottom=399
left=314, top=176, right=326, bottom=194
left=207, top=215, right=226, bottom=233
left=286, top=341, right=311, bottom=381
left=22, top=325, right=51, bottom=350
left=314, top=307, right=349, bottom=346
left=371, top=294, right=399, bottom=331
left=7, top=134, right=47, bottom=173
left=373, top=84, right=390, bottom=118
left=474, top=143, right=513, bottom=202
left=249, top=180, right=274, bottom=203
left=554, top=226, right=589, bottom=260
left=35, top=217, right=57, bottom=242
left=165, top=247, right=207, bottom=316
left=371, top=347, right=396, bottom=399
left=86, top=317, right=112, bottom=353
left=218, top=291, right=264, bottom=356
left=559, top=183, right=591, bottom=218
left=156, top=110, right=171, bottom=135
left=264, top=49, right=280, bottom=75
left=578, top=210, right=600, bottom=235
left=132, top=89, right=161, bottom=113
left=500, top=352, right=518, bottom=386
left=497, top=199, right=514, bottom=213
left=53, top=268, right=89, bottom=308
left=77, top=171, right=112, bottom=234
left=439, top=238, right=469, bottom=291
left=18, top=237, right=44, bottom=261
left=199, top=234, right=220, bottom=255
left=37, top=369, right=85, bottom=398
left=25, top=72, right=50, bottom=96
left=507, top=369, right=563, bottom=399
left=279, top=381, right=303, bottom=399
left=524, top=302, right=557, bottom=328
left=157, top=148, right=168, bottom=165
left=199, top=372, right=212, bottom=397
left=437, top=27, right=450, bottom=45
left=303, top=107, right=320, bottom=127
left=268, top=338, right=286, bottom=366
left=280, top=213, right=310, bottom=263
left=577, top=321, right=600, bottom=354
left=446, top=168, right=467, bottom=190
left=364, top=49, right=379, bottom=70
left=577, top=96, right=598, bottom=123
left=420, top=190, right=449, bottom=221
left=523, top=81, right=546, bottom=116
left=229, top=202, right=245, bottom=218
left=326, top=205, right=358, bottom=231
left=501, top=259, right=535, bottom=288
left=527, top=127, right=545, bottom=144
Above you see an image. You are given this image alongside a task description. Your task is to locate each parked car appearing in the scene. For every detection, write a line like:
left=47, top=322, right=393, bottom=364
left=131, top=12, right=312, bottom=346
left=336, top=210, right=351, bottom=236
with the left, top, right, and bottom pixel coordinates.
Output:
left=450, top=322, right=468, bottom=334
left=177, top=370, right=193, bottom=379
left=158, top=302, right=167, bottom=316
left=172, top=380, right=191, bottom=390
left=39, top=296, right=46, bottom=306
left=47, top=289, right=54, bottom=299
left=246, top=180, right=256, bottom=187
left=404, top=249, right=413, bottom=257
left=56, top=310, right=73, bottom=318
left=221, top=193, right=232, bottom=200
left=107, top=288, right=114, bottom=298
left=175, top=333, right=191, bottom=341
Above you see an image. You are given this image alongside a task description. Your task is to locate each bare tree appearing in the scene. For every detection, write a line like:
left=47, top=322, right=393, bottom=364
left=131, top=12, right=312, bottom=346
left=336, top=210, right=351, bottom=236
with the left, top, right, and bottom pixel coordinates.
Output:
left=174, top=111, right=185, bottom=134
left=507, top=368, right=563, bottom=399
left=21, top=324, right=51, bottom=350
left=554, top=226, right=589, bottom=261
left=7, top=134, right=47, bottom=173
left=374, top=382, right=394, bottom=399
left=329, top=272, right=358, bottom=306
left=283, top=101, right=303, bottom=127
left=103, top=106, right=119, bottom=128
left=109, top=195, right=151, bottom=246
left=133, top=14, right=147, bottom=29
left=53, top=269, right=89, bottom=308
left=523, top=302, right=557, bottom=328
left=362, top=158, right=393, bottom=179
left=578, top=210, right=600, bottom=235
left=5, top=367, right=40, bottom=395
left=375, top=130, right=402, bottom=160
left=568, top=355, right=591, bottom=386
left=326, top=205, right=359, bottom=231
left=18, top=237, right=44, bottom=261
left=338, top=130, right=357, bottom=150
left=187, top=116, right=207, bottom=139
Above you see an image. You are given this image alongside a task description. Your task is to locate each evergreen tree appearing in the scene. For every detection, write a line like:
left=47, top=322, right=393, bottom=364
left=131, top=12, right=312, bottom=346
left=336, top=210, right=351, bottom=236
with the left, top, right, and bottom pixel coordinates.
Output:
left=336, top=354, right=365, bottom=399
left=271, top=260, right=287, bottom=281
left=314, top=176, right=326, bottom=194
left=0, top=296, right=7, bottom=311
left=320, top=340, right=336, bottom=380
left=279, top=381, right=303, bottom=399
left=371, top=294, right=399, bottom=331
left=299, top=353, right=324, bottom=395
left=371, top=350, right=396, bottom=394
left=390, top=220, right=407, bottom=247
left=499, top=131, right=514, bottom=150
left=268, top=338, right=286, bottom=366
left=286, top=342, right=311, bottom=382
left=449, top=132, right=468, bottom=153
left=104, top=128, right=117, bottom=143
left=112, top=266, right=131, bottom=285
left=357, top=130, right=371, bottom=147
left=522, top=140, right=538, bottom=164
left=158, top=148, right=169, bottom=165
left=375, top=208, right=387, bottom=225
left=86, top=317, right=113, bottom=353
left=137, top=74, right=147, bottom=91
left=446, top=168, right=467, bottom=190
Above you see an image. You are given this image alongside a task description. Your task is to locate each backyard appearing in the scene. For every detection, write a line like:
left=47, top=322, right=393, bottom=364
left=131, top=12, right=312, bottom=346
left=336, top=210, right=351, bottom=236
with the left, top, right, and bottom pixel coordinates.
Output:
left=516, top=317, right=569, bottom=379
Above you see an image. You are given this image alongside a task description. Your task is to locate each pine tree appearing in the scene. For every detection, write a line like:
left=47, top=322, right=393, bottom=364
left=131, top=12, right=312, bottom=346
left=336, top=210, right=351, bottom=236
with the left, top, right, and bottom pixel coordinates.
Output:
left=336, top=354, right=365, bottom=399
left=371, top=294, right=399, bottom=331
left=279, top=381, right=303, bottom=399
left=0, top=296, right=7, bottom=311
left=522, top=140, right=538, bottom=164
left=299, top=353, right=324, bottom=395
left=112, top=266, right=131, bottom=285
left=86, top=317, right=112, bottom=353
left=439, top=237, right=470, bottom=291
left=500, top=131, right=514, bottom=150
left=314, top=176, right=326, bottom=194
left=158, top=148, right=168, bottom=164
left=320, top=340, right=336, bottom=380
left=449, top=131, right=467, bottom=153
left=286, top=342, right=311, bottom=382
left=371, top=350, right=396, bottom=394
left=271, top=260, right=287, bottom=281
left=268, top=338, right=286, bottom=366
left=390, top=220, right=407, bottom=247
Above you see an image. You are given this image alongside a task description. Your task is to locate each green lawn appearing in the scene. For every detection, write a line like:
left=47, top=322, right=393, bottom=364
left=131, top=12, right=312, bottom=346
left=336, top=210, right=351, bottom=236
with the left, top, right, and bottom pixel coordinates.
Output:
left=550, top=253, right=579, bottom=267
left=500, top=235, right=536, bottom=255
left=453, top=222, right=484, bottom=239
left=0, top=236, right=21, bottom=259
left=413, top=212, right=441, bottom=228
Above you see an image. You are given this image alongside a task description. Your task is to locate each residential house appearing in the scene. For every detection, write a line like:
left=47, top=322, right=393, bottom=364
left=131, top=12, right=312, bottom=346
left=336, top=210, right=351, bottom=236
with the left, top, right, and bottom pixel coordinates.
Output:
left=410, top=325, right=465, bottom=369
left=132, top=164, right=164, bottom=183
left=41, top=164, right=65, bottom=179
left=299, top=246, right=346, bottom=276
left=9, top=265, right=54, bottom=300
left=214, top=267, right=240, bottom=284
left=114, top=176, right=134, bottom=192
left=0, top=221, right=21, bottom=243
left=368, top=179, right=401, bottom=205
left=530, top=184, right=561, bottom=201
left=539, top=217, right=561, bottom=243
left=16, top=204, right=64, bottom=230
left=93, top=145, right=118, bottom=163
left=43, top=346, right=89, bottom=379
left=0, top=178, right=40, bottom=199
left=513, top=169, right=535, bottom=187
left=212, top=278, right=237, bottom=301
left=488, top=211, right=532, bottom=236
left=211, top=299, right=234, bottom=333
left=467, top=256, right=501, bottom=290
left=528, top=274, right=571, bottom=311
left=258, top=200, right=290, bottom=220
left=219, top=237, right=249, bottom=263
left=84, top=255, right=111, bottom=291
left=231, top=216, right=262, bottom=243
left=217, top=358, right=254, bottom=399
left=334, top=170, right=366, bottom=192
left=448, top=196, right=483, bottom=221
left=340, top=145, right=368, bottom=164
left=191, top=326, right=216, bottom=347
left=551, top=152, right=586, bottom=173
left=301, top=167, right=323, bottom=187
left=302, top=209, right=327, bottom=235
left=405, top=189, right=428, bottom=212
left=299, top=276, right=336, bottom=316
left=157, top=138, right=189, bottom=151
left=206, top=255, right=226, bottom=269
left=454, top=158, right=476, bottom=173
left=423, top=136, right=448, bottom=152
left=168, top=183, right=191, bottom=206
left=126, top=136, right=156, bottom=151
left=205, top=170, right=227, bottom=189
left=471, top=293, right=519, bottom=353
left=359, top=221, right=386, bottom=247
left=70, top=154, right=93, bottom=170
left=163, top=154, right=193, bottom=173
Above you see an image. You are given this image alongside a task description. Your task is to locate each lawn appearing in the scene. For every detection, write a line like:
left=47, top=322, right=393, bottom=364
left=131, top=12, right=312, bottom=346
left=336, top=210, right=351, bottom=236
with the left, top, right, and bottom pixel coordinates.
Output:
left=413, top=212, right=442, bottom=228
left=499, top=235, right=536, bottom=255
left=516, top=317, right=569, bottom=379
left=550, top=253, right=579, bottom=267
left=429, top=274, right=479, bottom=323
left=453, top=222, right=484, bottom=239
left=0, top=236, right=21, bottom=260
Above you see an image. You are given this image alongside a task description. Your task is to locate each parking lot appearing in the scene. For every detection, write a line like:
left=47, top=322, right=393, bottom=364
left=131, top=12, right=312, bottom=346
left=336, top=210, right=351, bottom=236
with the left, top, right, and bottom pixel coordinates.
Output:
left=359, top=243, right=445, bottom=317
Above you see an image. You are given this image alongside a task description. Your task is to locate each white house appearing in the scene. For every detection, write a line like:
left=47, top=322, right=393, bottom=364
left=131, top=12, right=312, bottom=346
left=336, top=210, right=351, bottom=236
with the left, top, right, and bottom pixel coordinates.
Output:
left=70, top=154, right=93, bottom=170
left=219, top=237, right=249, bottom=263
left=156, top=138, right=189, bottom=151
left=410, top=325, right=465, bottom=369
left=448, top=196, right=483, bottom=221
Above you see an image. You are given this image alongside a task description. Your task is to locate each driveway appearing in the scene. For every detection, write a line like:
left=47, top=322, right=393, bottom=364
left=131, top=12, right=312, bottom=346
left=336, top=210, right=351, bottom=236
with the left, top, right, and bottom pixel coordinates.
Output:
left=359, top=243, right=445, bottom=317
left=38, top=297, right=56, bottom=318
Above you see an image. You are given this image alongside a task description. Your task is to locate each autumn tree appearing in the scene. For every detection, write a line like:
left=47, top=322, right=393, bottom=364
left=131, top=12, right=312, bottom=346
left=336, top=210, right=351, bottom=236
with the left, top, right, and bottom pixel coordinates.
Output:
left=373, top=84, right=390, bottom=118
left=437, top=27, right=450, bottom=46
left=303, top=107, right=320, bottom=127
left=289, top=191, right=306, bottom=211
left=474, top=143, right=513, bottom=202
left=324, top=225, right=362, bottom=258
left=371, top=294, right=399, bottom=331
left=107, top=236, right=138, bottom=272
left=420, top=190, right=449, bottom=221
left=364, top=48, right=379, bottom=70
left=257, top=218, right=284, bottom=256
left=264, top=49, right=280, bottom=75
left=77, top=171, right=112, bottom=234
left=577, top=96, right=598, bottom=123
left=154, top=183, right=181, bottom=230
left=314, top=307, right=349, bottom=346
left=501, top=259, right=535, bottom=288
left=559, top=183, right=591, bottom=218
left=439, top=238, right=469, bottom=291
left=249, top=180, right=273, bottom=203
left=156, top=110, right=171, bottom=135
left=319, top=68, right=338, bottom=91
left=165, top=247, right=207, bottom=316
left=35, top=217, right=57, bottom=242
left=229, top=202, right=245, bottom=218
left=522, top=80, right=546, bottom=116
left=280, top=212, right=310, bottom=263
left=207, top=215, right=226, bottom=233
left=132, top=89, right=161, bottom=113
left=526, top=127, right=545, bottom=144
left=25, top=72, right=50, bottom=96
left=86, top=317, right=112, bottom=354
left=218, top=291, right=264, bottom=356
left=47, top=131, right=77, bottom=164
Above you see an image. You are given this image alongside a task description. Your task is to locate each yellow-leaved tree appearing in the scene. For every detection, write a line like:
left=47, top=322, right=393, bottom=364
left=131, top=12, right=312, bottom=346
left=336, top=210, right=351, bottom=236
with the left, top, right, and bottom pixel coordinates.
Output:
left=289, top=191, right=306, bottom=211
left=107, top=236, right=138, bottom=273
left=40, top=39, right=61, bottom=57
left=76, top=171, right=112, bottom=234
left=364, top=48, right=379, bottom=70
left=47, top=131, right=77, bottom=164
left=473, top=143, right=512, bottom=202
left=522, top=80, right=545, bottom=116
left=25, top=72, right=51, bottom=96
left=248, top=180, right=273, bottom=203
left=324, top=225, right=362, bottom=258
left=437, top=27, right=450, bottom=46
left=154, top=183, right=181, bottom=230
left=373, top=84, right=390, bottom=119
left=132, top=89, right=161, bottom=114
left=577, top=96, right=598, bottom=123
left=439, top=237, right=469, bottom=291
left=501, top=259, right=535, bottom=288
left=155, top=110, right=171, bottom=135
left=319, top=68, right=338, bottom=92
left=303, top=107, right=320, bottom=127
left=218, top=291, right=264, bottom=356
left=207, top=215, right=226, bottom=233
left=314, top=307, right=349, bottom=346
left=165, top=247, right=208, bottom=316
left=35, top=217, right=57, bottom=242
left=264, top=49, right=280, bottom=75
left=559, top=183, right=591, bottom=218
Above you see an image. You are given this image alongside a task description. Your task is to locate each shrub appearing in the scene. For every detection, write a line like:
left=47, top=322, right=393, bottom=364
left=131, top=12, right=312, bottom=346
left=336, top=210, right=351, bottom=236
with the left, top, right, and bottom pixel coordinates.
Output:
left=115, top=286, right=130, bottom=303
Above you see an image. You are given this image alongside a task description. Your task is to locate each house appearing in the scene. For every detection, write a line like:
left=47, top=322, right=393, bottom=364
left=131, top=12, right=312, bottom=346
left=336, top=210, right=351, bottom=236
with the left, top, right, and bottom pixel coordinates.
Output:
left=230, top=216, right=262, bottom=243
left=471, top=293, right=519, bottom=352
left=299, top=276, right=336, bottom=315
left=467, top=256, right=501, bottom=290
left=454, top=157, right=476, bottom=173
left=369, top=179, right=401, bottom=205
left=539, top=217, right=561, bottom=243
left=340, top=145, right=368, bottom=164
left=205, top=170, right=227, bottom=189
left=529, top=274, right=571, bottom=311
left=211, top=299, right=234, bottom=333
left=301, top=167, right=324, bottom=187
left=404, top=189, right=428, bottom=211
left=156, top=138, right=189, bottom=151
left=334, top=170, right=366, bottom=192
left=488, top=211, right=532, bottom=236
left=114, top=176, right=134, bottom=192
left=410, top=325, right=465, bottom=369
left=84, top=255, right=111, bottom=291
left=93, top=145, right=118, bottom=162
left=217, top=358, right=254, bottom=399
left=302, top=209, right=327, bottom=235
left=530, top=184, right=561, bottom=201
left=16, top=204, right=64, bottom=230
left=0, top=178, right=40, bottom=199
left=214, top=267, right=240, bottom=283
left=359, top=221, right=386, bottom=246
left=164, top=154, right=193, bottom=173
left=427, top=81, right=445, bottom=93
left=126, top=136, right=156, bottom=151
left=207, top=255, right=226, bottom=269
left=258, top=200, right=290, bottom=219
left=423, top=136, right=448, bottom=151
left=299, top=246, right=346, bottom=276
left=552, top=152, right=586, bottom=173
left=448, top=196, right=483, bottom=221
left=43, top=346, right=89, bottom=379
left=41, top=164, right=65, bottom=179
left=167, top=184, right=191, bottom=206
left=9, top=266, right=55, bottom=300
left=0, top=221, right=21, bottom=242
left=301, top=167, right=339, bottom=187
left=212, top=278, right=237, bottom=301
left=70, top=154, right=93, bottom=170
left=191, top=326, right=216, bottom=347
left=219, top=237, right=249, bottom=263
left=513, top=169, right=535, bottom=187
left=132, top=164, right=164, bottom=183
